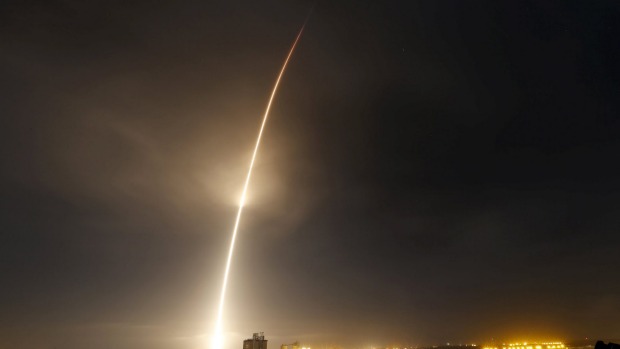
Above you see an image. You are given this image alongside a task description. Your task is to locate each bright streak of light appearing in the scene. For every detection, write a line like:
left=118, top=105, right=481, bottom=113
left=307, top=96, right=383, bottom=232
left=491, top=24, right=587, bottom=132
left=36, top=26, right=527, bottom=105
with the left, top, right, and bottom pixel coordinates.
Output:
left=211, top=22, right=308, bottom=349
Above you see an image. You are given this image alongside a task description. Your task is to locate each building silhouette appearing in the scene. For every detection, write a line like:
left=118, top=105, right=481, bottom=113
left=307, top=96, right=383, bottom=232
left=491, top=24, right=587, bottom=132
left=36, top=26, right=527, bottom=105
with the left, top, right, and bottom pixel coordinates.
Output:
left=244, top=332, right=268, bottom=349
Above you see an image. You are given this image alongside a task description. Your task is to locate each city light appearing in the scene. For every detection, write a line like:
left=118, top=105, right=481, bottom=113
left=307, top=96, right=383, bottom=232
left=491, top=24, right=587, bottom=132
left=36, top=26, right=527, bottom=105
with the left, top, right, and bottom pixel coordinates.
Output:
left=484, top=342, right=565, bottom=349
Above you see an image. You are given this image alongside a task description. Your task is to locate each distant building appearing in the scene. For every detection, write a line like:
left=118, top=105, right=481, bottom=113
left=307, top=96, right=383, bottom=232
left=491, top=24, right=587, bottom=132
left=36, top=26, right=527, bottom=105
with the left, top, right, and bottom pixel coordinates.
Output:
left=244, top=332, right=268, bottom=349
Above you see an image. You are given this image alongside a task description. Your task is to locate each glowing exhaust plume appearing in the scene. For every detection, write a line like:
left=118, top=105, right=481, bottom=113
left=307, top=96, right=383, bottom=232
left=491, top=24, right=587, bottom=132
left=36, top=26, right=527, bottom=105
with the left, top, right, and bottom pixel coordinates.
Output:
left=212, top=22, right=308, bottom=349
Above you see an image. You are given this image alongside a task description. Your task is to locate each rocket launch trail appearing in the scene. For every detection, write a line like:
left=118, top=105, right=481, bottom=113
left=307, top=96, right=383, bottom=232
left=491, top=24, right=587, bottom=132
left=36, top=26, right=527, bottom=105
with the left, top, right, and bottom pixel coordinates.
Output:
left=212, top=20, right=309, bottom=349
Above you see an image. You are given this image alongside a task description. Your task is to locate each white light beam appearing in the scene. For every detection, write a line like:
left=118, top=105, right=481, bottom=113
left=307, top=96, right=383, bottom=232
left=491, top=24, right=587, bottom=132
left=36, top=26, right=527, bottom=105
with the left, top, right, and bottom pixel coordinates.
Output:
left=212, top=22, right=308, bottom=349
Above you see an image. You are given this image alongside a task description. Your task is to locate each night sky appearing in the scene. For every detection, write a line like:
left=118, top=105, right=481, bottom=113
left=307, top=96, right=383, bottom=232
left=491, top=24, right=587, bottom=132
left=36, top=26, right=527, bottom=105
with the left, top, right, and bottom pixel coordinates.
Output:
left=1, top=1, right=620, bottom=348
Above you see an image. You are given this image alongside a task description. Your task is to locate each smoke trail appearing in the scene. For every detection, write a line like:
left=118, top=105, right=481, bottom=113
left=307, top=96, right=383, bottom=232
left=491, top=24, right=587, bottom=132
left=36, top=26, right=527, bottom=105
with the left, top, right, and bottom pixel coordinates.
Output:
left=212, top=19, right=309, bottom=349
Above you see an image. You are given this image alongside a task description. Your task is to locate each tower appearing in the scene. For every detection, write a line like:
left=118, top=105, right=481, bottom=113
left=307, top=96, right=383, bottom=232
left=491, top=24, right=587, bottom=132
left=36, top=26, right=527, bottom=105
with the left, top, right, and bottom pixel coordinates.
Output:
left=244, top=332, right=268, bottom=349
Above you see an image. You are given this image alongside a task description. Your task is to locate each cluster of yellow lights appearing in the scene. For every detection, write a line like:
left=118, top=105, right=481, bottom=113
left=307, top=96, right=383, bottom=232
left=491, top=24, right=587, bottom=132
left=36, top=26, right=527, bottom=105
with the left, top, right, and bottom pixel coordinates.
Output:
left=385, top=346, right=479, bottom=349
left=389, top=346, right=477, bottom=349
left=484, top=342, right=565, bottom=349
